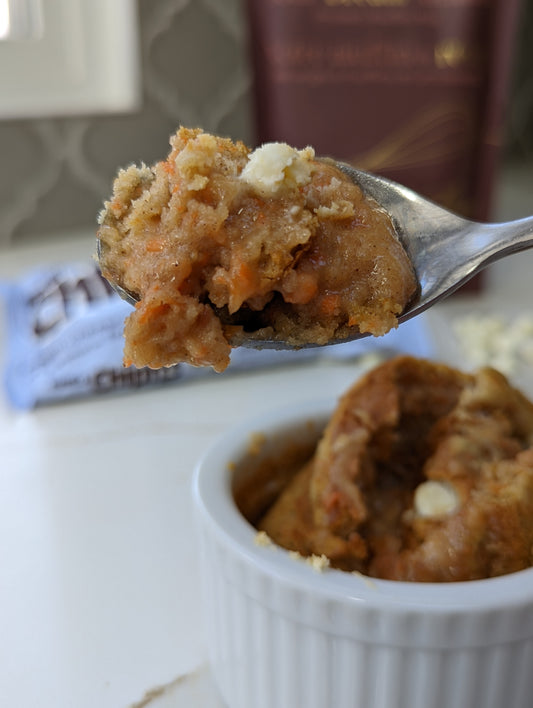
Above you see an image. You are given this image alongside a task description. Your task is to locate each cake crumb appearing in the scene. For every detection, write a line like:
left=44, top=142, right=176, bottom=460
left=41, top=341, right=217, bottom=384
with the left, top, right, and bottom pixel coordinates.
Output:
left=248, top=432, right=267, bottom=456
left=289, top=550, right=330, bottom=572
left=351, top=570, right=378, bottom=589
left=254, top=530, right=274, bottom=547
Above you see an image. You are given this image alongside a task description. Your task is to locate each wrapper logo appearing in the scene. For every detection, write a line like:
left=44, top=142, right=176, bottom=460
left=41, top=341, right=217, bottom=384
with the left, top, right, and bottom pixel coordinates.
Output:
left=28, top=270, right=114, bottom=338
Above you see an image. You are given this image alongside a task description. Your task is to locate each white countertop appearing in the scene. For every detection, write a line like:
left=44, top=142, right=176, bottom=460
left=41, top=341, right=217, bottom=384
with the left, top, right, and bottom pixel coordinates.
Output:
left=1, top=231, right=533, bottom=707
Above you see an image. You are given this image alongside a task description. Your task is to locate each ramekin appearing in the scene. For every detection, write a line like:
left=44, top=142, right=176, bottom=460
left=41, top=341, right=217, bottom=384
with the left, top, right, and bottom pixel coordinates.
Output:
left=192, top=400, right=533, bottom=708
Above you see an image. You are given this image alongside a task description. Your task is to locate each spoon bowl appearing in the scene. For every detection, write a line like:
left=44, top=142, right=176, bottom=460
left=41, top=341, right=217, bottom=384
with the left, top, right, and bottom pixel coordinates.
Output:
left=97, top=163, right=533, bottom=349
left=337, top=163, right=533, bottom=325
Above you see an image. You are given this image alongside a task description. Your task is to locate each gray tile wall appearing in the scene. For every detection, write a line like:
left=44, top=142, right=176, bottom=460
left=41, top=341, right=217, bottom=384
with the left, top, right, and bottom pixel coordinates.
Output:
left=0, top=0, right=254, bottom=248
left=0, top=0, right=530, bottom=248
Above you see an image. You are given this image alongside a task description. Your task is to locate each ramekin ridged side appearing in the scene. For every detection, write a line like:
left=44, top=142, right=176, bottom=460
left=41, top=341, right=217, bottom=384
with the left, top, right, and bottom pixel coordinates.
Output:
left=196, top=517, right=533, bottom=708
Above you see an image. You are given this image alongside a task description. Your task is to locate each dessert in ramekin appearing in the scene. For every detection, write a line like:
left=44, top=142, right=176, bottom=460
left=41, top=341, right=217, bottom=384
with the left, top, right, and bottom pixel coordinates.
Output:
left=193, top=358, right=533, bottom=708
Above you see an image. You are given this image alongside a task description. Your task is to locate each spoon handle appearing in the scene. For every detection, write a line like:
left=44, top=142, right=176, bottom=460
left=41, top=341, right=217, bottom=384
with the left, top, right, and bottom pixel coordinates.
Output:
left=476, top=216, right=533, bottom=266
left=400, top=215, right=533, bottom=323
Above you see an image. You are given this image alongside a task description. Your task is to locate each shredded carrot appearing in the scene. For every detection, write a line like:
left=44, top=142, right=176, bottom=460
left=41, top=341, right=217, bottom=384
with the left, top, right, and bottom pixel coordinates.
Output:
left=227, top=260, right=257, bottom=306
left=293, top=274, right=318, bottom=304
left=170, top=175, right=183, bottom=194
left=320, top=293, right=341, bottom=316
left=230, top=261, right=255, bottom=291
left=282, top=275, right=318, bottom=304
left=145, top=238, right=165, bottom=253
left=137, top=302, right=169, bottom=325
left=325, top=490, right=343, bottom=514
left=162, top=159, right=175, bottom=175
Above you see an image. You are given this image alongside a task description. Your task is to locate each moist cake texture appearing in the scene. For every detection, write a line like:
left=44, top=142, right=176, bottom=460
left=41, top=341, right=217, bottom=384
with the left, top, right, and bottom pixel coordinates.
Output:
left=97, top=128, right=417, bottom=372
left=258, top=356, right=533, bottom=582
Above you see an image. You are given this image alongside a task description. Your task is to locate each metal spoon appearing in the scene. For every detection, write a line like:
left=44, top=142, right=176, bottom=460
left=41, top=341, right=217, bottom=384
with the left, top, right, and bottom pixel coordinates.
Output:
left=336, top=163, right=533, bottom=328
left=96, top=237, right=140, bottom=307
left=97, top=163, right=533, bottom=346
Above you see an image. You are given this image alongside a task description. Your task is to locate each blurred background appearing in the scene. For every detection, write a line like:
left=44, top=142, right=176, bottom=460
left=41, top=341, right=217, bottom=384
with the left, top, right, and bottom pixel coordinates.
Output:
left=0, top=0, right=531, bottom=249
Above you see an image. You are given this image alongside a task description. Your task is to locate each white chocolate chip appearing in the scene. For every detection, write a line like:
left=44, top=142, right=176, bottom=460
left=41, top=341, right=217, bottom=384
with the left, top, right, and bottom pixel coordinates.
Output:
left=414, top=480, right=458, bottom=518
left=240, top=142, right=315, bottom=196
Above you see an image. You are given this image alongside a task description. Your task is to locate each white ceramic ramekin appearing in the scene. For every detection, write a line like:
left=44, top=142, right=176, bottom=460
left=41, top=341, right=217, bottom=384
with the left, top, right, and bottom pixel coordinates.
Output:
left=193, top=400, right=533, bottom=708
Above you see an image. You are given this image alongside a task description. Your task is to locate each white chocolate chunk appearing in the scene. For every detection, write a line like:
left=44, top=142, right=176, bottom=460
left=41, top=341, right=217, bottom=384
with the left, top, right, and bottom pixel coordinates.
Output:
left=241, top=142, right=315, bottom=196
left=414, top=480, right=458, bottom=518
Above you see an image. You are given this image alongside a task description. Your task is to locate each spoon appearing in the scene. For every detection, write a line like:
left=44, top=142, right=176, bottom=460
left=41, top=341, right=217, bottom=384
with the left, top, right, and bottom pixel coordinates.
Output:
left=336, top=163, right=533, bottom=329
left=97, top=163, right=533, bottom=347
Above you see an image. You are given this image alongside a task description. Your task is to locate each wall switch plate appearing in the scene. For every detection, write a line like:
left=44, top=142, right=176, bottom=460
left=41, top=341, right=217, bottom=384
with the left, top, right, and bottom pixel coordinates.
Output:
left=0, top=0, right=141, bottom=118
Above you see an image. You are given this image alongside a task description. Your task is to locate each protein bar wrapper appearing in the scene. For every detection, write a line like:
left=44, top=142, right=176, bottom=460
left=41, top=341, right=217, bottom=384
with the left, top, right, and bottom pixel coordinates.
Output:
left=0, top=262, right=433, bottom=410
left=0, top=262, right=177, bottom=409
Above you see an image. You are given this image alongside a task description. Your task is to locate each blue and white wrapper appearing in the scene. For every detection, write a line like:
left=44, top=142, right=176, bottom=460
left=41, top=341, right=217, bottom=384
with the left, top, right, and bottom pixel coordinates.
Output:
left=0, top=261, right=433, bottom=409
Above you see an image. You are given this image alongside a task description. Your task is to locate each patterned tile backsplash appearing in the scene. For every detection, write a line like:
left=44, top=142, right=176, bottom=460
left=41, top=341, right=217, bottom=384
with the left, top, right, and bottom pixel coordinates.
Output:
left=0, top=0, right=531, bottom=248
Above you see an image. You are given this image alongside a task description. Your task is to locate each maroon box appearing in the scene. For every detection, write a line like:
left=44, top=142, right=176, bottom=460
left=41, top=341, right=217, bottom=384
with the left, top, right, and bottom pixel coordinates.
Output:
left=246, top=0, right=521, bottom=290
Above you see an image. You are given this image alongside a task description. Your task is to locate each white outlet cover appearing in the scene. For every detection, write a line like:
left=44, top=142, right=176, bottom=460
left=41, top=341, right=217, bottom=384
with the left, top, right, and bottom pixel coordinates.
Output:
left=0, top=0, right=141, bottom=118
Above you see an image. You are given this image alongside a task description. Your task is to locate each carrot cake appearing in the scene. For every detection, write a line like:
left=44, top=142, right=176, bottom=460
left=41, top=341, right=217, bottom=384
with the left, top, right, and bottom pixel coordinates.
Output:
left=97, top=128, right=417, bottom=372
left=258, top=356, right=533, bottom=582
